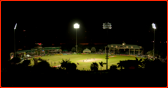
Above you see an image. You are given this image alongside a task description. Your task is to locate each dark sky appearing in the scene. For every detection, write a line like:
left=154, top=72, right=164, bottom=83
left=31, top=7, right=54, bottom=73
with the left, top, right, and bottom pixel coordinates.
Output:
left=1, top=1, right=167, bottom=53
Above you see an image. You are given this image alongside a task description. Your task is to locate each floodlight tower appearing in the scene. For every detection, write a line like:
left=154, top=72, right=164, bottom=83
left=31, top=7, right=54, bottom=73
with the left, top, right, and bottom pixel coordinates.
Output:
left=14, top=23, right=17, bottom=57
left=74, top=23, right=80, bottom=53
left=103, top=22, right=112, bottom=70
left=152, top=23, right=156, bottom=60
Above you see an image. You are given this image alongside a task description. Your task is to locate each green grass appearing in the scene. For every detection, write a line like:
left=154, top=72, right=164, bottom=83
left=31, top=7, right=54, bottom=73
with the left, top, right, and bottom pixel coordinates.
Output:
left=29, top=54, right=145, bottom=70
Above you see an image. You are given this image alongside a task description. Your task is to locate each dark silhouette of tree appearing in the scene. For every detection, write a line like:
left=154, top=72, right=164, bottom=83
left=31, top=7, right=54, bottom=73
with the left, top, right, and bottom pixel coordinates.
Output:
left=10, top=57, right=21, bottom=65
left=21, top=60, right=31, bottom=67
left=66, top=63, right=77, bottom=71
left=91, top=47, right=96, bottom=53
left=141, top=58, right=153, bottom=69
left=2, top=56, right=167, bottom=87
left=117, top=58, right=143, bottom=70
left=71, top=47, right=76, bottom=52
left=110, top=65, right=118, bottom=71
left=77, top=47, right=83, bottom=53
left=90, top=62, right=99, bottom=71
left=99, top=61, right=104, bottom=70
left=60, top=59, right=77, bottom=71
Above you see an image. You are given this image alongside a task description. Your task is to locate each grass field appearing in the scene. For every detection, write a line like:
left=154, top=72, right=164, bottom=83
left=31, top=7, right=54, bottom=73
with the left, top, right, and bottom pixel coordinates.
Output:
left=29, top=54, right=145, bottom=70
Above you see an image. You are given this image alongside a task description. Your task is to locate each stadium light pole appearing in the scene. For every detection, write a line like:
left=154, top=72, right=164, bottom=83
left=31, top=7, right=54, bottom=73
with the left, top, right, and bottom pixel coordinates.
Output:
left=14, top=23, right=17, bottom=57
left=152, top=23, right=156, bottom=60
left=103, top=22, right=112, bottom=70
left=74, top=23, right=80, bottom=53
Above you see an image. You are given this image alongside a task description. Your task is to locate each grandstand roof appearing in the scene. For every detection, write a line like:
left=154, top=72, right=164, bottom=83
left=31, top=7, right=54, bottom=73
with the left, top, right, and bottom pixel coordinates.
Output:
left=83, top=48, right=91, bottom=52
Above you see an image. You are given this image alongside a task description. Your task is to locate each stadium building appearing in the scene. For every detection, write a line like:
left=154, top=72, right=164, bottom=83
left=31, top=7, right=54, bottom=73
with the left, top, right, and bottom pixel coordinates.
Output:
left=107, top=43, right=143, bottom=55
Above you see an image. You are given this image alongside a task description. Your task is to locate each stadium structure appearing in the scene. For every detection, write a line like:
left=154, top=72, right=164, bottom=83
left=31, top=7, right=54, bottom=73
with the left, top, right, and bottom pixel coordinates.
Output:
left=107, top=43, right=143, bottom=55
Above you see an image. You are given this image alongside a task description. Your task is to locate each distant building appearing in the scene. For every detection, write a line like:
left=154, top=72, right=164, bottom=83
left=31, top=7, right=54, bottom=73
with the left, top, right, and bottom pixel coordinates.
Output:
left=107, top=42, right=143, bottom=55
left=83, top=48, right=91, bottom=53
left=43, top=47, right=61, bottom=54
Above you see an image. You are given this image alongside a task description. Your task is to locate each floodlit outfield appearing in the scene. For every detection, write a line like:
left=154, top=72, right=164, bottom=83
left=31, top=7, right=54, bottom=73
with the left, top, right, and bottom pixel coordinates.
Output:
left=29, top=54, right=145, bottom=70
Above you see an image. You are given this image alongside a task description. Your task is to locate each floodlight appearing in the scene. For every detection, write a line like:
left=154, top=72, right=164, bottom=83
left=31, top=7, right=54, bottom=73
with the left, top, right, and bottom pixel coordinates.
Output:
left=103, top=22, right=112, bottom=29
left=152, top=23, right=156, bottom=29
left=14, top=23, right=17, bottom=30
left=74, top=23, right=80, bottom=29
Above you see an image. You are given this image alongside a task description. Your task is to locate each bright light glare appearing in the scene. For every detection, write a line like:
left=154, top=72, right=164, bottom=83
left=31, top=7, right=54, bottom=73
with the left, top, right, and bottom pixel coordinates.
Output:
left=103, top=22, right=112, bottom=29
left=152, top=23, right=156, bottom=29
left=14, top=23, right=17, bottom=30
left=74, top=23, right=80, bottom=29
left=26, top=54, right=31, bottom=57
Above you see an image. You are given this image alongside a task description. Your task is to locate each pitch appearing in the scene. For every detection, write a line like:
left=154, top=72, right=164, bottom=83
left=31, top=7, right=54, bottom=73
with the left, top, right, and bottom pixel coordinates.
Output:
left=29, top=54, right=144, bottom=70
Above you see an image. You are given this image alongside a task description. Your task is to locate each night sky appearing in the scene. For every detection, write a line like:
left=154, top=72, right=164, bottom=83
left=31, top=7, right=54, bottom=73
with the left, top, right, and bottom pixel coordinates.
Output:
left=1, top=1, right=167, bottom=55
